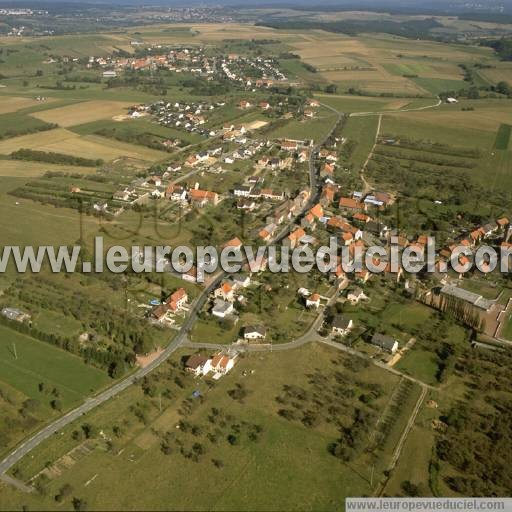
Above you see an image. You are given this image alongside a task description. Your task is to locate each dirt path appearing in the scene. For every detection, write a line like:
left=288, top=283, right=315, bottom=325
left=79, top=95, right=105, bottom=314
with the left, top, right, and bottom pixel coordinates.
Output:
left=359, top=114, right=382, bottom=194
left=377, top=385, right=428, bottom=496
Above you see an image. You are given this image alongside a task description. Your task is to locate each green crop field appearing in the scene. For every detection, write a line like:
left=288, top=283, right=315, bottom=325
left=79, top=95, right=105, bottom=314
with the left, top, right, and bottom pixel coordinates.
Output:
left=495, top=124, right=512, bottom=150
left=0, top=112, right=55, bottom=139
left=0, top=325, right=110, bottom=408
left=341, top=114, right=379, bottom=171
left=411, top=77, right=468, bottom=95
left=383, top=62, right=432, bottom=76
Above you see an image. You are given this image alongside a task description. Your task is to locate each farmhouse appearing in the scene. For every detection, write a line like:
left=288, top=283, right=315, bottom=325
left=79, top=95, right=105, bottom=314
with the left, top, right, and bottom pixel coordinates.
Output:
left=214, top=282, right=235, bottom=302
left=151, top=304, right=170, bottom=323
left=1, top=307, right=30, bottom=322
left=182, top=266, right=198, bottom=283
left=166, top=184, right=188, bottom=203
left=230, top=274, right=251, bottom=289
left=165, top=288, right=188, bottom=312
left=285, top=227, right=306, bottom=249
left=189, top=188, right=219, bottom=208
left=280, top=140, right=299, bottom=152
left=371, top=333, right=399, bottom=354
left=339, top=197, right=364, bottom=211
left=234, top=185, right=252, bottom=197
left=306, top=293, right=321, bottom=308
left=212, top=299, right=235, bottom=319
left=331, top=315, right=353, bottom=336
left=222, top=237, right=243, bottom=251
left=259, top=223, right=277, bottom=242
left=347, top=287, right=367, bottom=305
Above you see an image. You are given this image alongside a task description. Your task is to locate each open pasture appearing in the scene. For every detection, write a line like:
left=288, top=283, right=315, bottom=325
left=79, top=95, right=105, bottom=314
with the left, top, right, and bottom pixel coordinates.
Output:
left=384, top=100, right=512, bottom=141
left=0, top=160, right=97, bottom=178
left=0, top=325, right=110, bottom=409
left=0, top=128, right=168, bottom=162
left=0, top=176, right=99, bottom=250
left=30, top=100, right=133, bottom=128
left=3, top=343, right=413, bottom=511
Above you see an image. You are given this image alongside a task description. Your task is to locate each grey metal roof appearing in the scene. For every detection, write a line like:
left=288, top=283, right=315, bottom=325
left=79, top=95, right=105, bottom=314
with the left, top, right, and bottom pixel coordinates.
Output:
left=440, top=284, right=493, bottom=311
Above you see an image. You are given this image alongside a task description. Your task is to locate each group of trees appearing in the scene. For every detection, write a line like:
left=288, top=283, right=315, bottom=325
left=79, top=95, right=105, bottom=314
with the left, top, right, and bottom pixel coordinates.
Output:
left=94, top=127, right=173, bottom=152
left=11, top=148, right=103, bottom=167
left=1, top=274, right=163, bottom=376
left=275, top=356, right=384, bottom=462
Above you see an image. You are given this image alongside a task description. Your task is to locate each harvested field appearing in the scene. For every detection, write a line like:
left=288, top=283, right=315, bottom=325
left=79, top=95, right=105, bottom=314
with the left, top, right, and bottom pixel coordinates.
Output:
left=0, top=96, right=56, bottom=114
left=30, top=100, right=133, bottom=127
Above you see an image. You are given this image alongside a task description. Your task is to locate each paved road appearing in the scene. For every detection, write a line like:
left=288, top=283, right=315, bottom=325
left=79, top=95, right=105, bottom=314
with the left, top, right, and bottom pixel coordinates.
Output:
left=0, top=105, right=343, bottom=487
left=0, top=271, right=224, bottom=481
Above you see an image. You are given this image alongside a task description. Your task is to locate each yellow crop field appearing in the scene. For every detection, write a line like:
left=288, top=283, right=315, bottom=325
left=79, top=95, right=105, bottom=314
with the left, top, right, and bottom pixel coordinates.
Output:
left=0, top=96, right=57, bottom=114
left=387, top=103, right=512, bottom=133
left=38, top=135, right=168, bottom=162
left=0, top=128, right=74, bottom=154
left=30, top=100, right=133, bottom=127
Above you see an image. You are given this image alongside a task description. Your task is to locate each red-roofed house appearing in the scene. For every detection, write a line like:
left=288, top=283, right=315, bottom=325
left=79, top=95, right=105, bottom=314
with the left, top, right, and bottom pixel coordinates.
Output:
left=166, top=288, right=188, bottom=312
left=214, top=282, right=235, bottom=302
left=339, top=197, right=364, bottom=211
left=211, top=353, right=236, bottom=374
left=189, top=189, right=219, bottom=208
left=223, top=237, right=243, bottom=251
left=306, top=293, right=321, bottom=308
left=284, top=227, right=306, bottom=249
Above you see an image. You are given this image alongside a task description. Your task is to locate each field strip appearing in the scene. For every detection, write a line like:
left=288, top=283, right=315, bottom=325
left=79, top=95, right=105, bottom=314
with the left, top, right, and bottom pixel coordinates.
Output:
left=0, top=358, right=84, bottom=399
left=350, top=98, right=441, bottom=117
left=0, top=160, right=97, bottom=177
left=0, top=128, right=78, bottom=155
left=30, top=100, right=133, bottom=128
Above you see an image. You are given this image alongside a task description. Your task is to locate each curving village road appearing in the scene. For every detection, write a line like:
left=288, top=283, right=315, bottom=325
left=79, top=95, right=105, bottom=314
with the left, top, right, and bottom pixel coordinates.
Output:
left=0, top=104, right=344, bottom=486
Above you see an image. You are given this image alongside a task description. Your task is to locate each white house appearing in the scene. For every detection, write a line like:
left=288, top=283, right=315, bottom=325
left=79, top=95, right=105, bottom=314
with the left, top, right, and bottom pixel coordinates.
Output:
left=243, top=325, right=266, bottom=341
left=212, top=299, right=234, bottom=318
left=211, top=353, right=236, bottom=374
left=331, top=315, right=353, bottom=336
left=305, top=293, right=321, bottom=308
left=185, top=355, right=212, bottom=376
left=347, top=287, right=367, bottom=305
